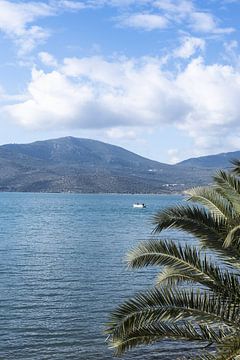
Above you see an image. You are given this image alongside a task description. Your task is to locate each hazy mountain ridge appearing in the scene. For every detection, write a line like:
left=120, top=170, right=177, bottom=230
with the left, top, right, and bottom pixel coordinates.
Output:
left=177, top=151, right=240, bottom=169
left=0, top=137, right=234, bottom=193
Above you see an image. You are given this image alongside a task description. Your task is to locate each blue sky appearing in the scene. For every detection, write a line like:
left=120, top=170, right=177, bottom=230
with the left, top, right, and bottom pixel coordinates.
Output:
left=0, top=0, right=240, bottom=163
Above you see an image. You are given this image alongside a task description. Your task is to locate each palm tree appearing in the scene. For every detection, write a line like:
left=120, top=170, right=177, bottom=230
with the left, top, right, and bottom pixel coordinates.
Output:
left=106, top=166, right=240, bottom=359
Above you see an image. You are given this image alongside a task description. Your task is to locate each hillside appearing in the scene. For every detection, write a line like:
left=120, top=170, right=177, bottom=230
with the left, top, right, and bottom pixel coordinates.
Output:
left=177, top=151, right=240, bottom=169
left=0, top=137, right=215, bottom=193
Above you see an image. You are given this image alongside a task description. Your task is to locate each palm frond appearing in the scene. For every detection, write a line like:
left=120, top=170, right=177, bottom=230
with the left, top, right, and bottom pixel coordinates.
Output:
left=152, top=205, right=240, bottom=262
left=231, top=159, right=240, bottom=176
left=214, top=171, right=240, bottom=214
left=155, top=266, right=240, bottom=301
left=107, top=287, right=240, bottom=341
left=224, top=225, right=240, bottom=249
left=107, top=163, right=240, bottom=358
left=187, top=354, right=216, bottom=360
left=153, top=204, right=227, bottom=241
left=110, top=322, right=228, bottom=356
left=187, top=187, right=234, bottom=222
left=155, top=266, right=193, bottom=287
left=126, top=239, right=240, bottom=297
left=214, top=335, right=240, bottom=360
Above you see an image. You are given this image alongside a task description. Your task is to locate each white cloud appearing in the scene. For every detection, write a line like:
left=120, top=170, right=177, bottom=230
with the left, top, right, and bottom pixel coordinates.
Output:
left=154, top=0, right=193, bottom=16
left=120, top=13, right=168, bottom=30
left=39, top=51, right=58, bottom=67
left=4, top=56, right=189, bottom=130
left=4, top=54, right=240, bottom=157
left=0, top=0, right=55, bottom=54
left=116, top=0, right=235, bottom=35
left=116, top=0, right=192, bottom=31
left=190, top=11, right=234, bottom=34
left=56, top=0, right=86, bottom=10
left=0, top=0, right=87, bottom=55
left=223, top=40, right=240, bottom=65
left=90, top=0, right=151, bottom=6
left=174, top=37, right=205, bottom=59
left=0, top=0, right=234, bottom=56
left=5, top=68, right=95, bottom=129
left=176, top=57, right=240, bottom=153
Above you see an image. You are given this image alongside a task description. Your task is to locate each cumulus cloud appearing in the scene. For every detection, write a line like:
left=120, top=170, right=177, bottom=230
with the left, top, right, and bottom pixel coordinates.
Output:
left=39, top=51, right=58, bottom=67
left=4, top=54, right=240, bottom=156
left=5, top=68, right=95, bottom=129
left=174, top=36, right=205, bottom=59
left=176, top=58, right=240, bottom=152
left=5, top=57, right=189, bottom=130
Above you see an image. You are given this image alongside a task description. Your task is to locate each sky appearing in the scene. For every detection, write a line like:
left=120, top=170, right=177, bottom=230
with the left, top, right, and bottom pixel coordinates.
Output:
left=0, top=0, right=240, bottom=163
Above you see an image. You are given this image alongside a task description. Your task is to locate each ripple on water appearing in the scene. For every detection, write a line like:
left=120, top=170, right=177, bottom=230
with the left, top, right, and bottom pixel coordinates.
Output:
left=0, top=193, right=200, bottom=359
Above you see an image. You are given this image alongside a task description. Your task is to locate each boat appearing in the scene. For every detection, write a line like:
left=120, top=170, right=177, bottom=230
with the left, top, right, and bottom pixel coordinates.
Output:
left=133, top=203, right=146, bottom=208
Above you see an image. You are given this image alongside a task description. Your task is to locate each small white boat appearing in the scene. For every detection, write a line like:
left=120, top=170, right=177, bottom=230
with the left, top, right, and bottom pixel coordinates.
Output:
left=133, top=203, right=146, bottom=208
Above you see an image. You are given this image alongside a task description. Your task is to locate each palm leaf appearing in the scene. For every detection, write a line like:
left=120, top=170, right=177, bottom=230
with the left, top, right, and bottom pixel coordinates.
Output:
left=155, top=266, right=193, bottom=287
left=110, top=322, right=228, bottom=356
left=214, top=171, right=240, bottom=214
left=214, top=335, right=240, bottom=360
left=127, top=239, right=240, bottom=297
left=186, top=187, right=235, bottom=223
left=187, top=354, right=217, bottom=359
left=224, top=225, right=240, bottom=249
left=107, top=287, right=240, bottom=340
left=152, top=205, right=240, bottom=262
left=107, top=163, right=240, bottom=358
left=231, top=159, right=240, bottom=176
left=153, top=204, right=227, bottom=241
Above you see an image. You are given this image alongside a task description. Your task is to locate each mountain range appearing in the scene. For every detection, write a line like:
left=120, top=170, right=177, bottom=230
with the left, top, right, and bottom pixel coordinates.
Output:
left=0, top=136, right=238, bottom=193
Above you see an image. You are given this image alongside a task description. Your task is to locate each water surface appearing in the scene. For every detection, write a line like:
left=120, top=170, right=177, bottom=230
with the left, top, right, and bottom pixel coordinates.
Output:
left=0, top=193, right=196, bottom=359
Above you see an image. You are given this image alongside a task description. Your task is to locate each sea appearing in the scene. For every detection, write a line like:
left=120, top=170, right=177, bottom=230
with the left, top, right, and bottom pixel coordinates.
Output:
left=0, top=193, right=201, bottom=359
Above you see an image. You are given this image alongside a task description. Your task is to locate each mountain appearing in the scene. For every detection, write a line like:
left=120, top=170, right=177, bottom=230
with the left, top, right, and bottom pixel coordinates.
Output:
left=0, top=137, right=215, bottom=193
left=177, top=151, right=240, bottom=169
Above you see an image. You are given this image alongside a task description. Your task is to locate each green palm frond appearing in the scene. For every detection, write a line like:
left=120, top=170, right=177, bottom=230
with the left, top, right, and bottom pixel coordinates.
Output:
left=152, top=205, right=240, bottom=261
left=155, top=266, right=240, bottom=301
left=107, top=162, right=240, bottom=358
left=153, top=204, right=227, bottom=241
left=214, top=335, right=240, bottom=360
left=214, top=171, right=240, bottom=214
left=231, top=159, right=240, bottom=176
left=110, top=322, right=227, bottom=356
left=155, top=266, right=193, bottom=287
left=184, top=336, right=240, bottom=360
left=187, top=187, right=234, bottom=222
left=107, top=287, right=240, bottom=340
left=224, top=225, right=240, bottom=249
left=178, top=335, right=240, bottom=360
left=187, top=354, right=216, bottom=359
left=126, top=239, right=240, bottom=297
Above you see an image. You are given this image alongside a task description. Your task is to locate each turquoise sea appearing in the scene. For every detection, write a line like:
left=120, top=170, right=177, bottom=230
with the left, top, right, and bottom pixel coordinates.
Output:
left=0, top=193, right=197, bottom=359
